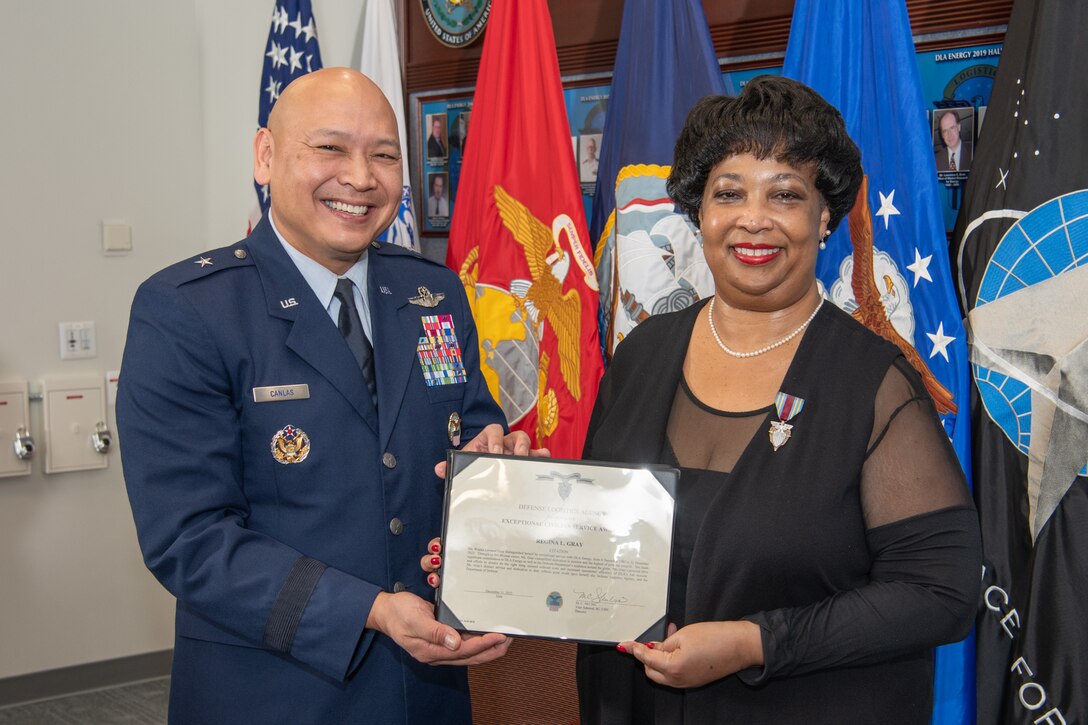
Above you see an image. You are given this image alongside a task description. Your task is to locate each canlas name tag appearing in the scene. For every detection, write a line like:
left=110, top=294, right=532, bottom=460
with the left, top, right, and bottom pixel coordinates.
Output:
left=252, top=384, right=311, bottom=403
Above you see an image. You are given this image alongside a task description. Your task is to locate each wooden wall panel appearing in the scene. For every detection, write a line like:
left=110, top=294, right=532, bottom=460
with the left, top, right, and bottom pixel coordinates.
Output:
left=403, top=0, right=1012, bottom=93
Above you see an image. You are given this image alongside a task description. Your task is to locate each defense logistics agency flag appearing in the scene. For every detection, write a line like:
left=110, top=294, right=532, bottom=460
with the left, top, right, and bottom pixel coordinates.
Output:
left=953, top=0, right=1088, bottom=721
left=784, top=2, right=975, bottom=723
left=254, top=0, right=323, bottom=217
left=359, top=0, right=418, bottom=251
left=446, top=0, right=602, bottom=457
left=592, top=0, right=726, bottom=356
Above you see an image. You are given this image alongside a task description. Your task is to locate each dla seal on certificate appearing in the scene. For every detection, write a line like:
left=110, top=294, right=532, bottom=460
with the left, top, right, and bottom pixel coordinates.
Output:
left=435, top=451, right=678, bottom=644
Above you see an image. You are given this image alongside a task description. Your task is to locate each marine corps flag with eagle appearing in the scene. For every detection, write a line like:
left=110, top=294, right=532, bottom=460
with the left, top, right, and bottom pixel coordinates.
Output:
left=446, top=0, right=602, bottom=457
left=784, top=2, right=976, bottom=722
left=953, top=0, right=1088, bottom=721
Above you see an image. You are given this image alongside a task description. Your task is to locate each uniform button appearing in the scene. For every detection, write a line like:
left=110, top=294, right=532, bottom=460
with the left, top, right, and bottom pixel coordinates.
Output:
left=382, top=452, right=397, bottom=469
left=389, top=517, right=404, bottom=535
left=234, top=249, right=247, bottom=259
left=392, top=581, right=407, bottom=593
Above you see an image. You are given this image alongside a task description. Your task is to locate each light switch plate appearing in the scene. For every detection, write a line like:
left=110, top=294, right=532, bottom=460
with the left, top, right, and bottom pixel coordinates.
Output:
left=59, top=321, right=96, bottom=360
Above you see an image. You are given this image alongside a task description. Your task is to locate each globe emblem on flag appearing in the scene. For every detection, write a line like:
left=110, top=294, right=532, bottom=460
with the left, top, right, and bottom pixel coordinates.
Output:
left=972, top=189, right=1088, bottom=476
left=473, top=283, right=539, bottom=426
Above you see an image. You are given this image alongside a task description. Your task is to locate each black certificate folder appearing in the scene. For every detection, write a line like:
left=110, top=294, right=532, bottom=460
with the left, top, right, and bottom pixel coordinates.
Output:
left=436, top=451, right=678, bottom=645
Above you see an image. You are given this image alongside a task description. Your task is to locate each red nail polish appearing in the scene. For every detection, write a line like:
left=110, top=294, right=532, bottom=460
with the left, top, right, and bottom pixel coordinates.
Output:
left=616, top=644, right=627, bottom=654
left=430, top=557, right=441, bottom=566
left=647, top=642, right=655, bottom=650
left=430, top=544, right=440, bottom=553
left=427, top=574, right=437, bottom=586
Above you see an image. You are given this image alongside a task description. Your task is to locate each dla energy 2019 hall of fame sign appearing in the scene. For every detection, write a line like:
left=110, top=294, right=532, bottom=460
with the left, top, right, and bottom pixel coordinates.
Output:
left=420, top=0, right=491, bottom=48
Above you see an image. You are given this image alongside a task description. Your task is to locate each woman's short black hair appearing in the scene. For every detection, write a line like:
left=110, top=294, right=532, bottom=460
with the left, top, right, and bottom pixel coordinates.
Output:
left=667, top=75, right=863, bottom=232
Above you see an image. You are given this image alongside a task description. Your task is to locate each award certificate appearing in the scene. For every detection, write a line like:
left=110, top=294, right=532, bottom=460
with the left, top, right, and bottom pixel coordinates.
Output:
left=436, top=452, right=677, bottom=644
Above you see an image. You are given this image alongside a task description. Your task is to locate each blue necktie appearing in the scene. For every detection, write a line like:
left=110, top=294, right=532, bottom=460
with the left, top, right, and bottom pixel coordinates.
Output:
left=333, top=278, right=377, bottom=408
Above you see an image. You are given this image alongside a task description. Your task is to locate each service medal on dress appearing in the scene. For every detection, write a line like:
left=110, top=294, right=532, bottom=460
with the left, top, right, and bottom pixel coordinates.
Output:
left=271, top=424, right=310, bottom=464
left=769, top=392, right=805, bottom=451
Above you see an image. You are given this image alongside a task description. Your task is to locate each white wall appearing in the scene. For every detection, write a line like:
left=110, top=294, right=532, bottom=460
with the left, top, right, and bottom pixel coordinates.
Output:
left=0, top=0, right=376, bottom=680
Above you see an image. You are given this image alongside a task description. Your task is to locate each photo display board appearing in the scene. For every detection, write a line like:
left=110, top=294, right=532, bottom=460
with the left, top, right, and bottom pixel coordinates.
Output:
left=413, top=43, right=1001, bottom=236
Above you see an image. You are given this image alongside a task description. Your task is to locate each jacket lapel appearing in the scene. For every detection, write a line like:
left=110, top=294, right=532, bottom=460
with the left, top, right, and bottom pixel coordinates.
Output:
left=247, top=219, right=379, bottom=433
left=368, top=249, right=426, bottom=451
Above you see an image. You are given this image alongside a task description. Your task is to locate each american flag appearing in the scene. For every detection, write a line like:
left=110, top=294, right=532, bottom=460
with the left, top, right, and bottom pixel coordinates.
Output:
left=253, top=0, right=323, bottom=217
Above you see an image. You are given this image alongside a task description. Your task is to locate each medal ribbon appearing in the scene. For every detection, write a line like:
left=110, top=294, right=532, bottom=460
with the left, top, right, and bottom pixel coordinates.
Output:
left=774, top=392, right=805, bottom=422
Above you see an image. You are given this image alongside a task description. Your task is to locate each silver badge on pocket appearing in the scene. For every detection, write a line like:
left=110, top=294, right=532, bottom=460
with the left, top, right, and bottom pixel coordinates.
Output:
left=448, top=412, right=462, bottom=447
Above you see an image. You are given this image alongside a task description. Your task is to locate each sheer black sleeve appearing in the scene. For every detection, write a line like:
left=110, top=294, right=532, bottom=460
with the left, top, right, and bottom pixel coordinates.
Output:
left=742, top=358, right=982, bottom=682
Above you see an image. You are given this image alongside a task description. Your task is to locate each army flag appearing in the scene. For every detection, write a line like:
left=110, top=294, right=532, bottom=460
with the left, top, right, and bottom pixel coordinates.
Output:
left=953, top=0, right=1088, bottom=721
left=446, top=0, right=602, bottom=457
left=591, top=0, right=726, bottom=356
left=783, top=2, right=975, bottom=722
left=358, top=0, right=418, bottom=251
left=253, top=0, right=323, bottom=220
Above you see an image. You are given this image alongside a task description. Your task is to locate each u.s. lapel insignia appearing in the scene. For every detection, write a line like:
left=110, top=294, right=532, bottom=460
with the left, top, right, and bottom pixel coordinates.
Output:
left=271, top=424, right=310, bottom=464
left=769, top=392, right=805, bottom=452
left=409, top=286, right=445, bottom=308
left=448, top=412, right=461, bottom=447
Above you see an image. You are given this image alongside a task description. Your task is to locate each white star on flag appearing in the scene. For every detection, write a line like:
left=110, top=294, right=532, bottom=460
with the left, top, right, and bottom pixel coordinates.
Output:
left=289, top=13, right=304, bottom=37
left=288, top=46, right=303, bottom=73
left=300, top=17, right=318, bottom=43
left=266, top=42, right=287, bottom=69
left=265, top=77, right=282, bottom=104
left=926, top=322, right=956, bottom=362
left=906, top=248, right=933, bottom=287
left=875, top=189, right=901, bottom=230
left=273, top=7, right=289, bottom=34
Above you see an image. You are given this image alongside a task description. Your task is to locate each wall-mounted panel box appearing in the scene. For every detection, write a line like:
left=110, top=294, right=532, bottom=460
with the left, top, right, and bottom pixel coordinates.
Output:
left=42, top=375, right=111, bottom=475
left=0, top=380, right=32, bottom=478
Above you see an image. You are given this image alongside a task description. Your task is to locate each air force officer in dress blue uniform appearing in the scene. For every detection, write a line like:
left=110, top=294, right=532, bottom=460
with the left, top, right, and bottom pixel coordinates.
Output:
left=117, top=68, right=529, bottom=724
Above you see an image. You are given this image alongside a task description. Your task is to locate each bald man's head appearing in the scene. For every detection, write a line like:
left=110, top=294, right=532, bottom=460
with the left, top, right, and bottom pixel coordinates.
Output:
left=254, top=68, right=403, bottom=274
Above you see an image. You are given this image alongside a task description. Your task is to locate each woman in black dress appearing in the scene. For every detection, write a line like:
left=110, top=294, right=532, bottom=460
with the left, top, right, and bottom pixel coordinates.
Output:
left=573, top=76, right=981, bottom=723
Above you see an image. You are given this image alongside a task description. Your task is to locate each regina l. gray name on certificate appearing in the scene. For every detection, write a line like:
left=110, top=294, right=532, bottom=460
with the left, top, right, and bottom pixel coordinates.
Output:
left=438, top=455, right=675, bottom=644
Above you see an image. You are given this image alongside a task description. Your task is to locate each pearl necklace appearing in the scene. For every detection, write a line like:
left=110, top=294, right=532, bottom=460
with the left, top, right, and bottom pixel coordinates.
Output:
left=707, top=297, right=823, bottom=358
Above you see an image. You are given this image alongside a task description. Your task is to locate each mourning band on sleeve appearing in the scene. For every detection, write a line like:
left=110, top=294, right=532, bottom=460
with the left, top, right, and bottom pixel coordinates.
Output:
left=263, top=555, right=327, bottom=653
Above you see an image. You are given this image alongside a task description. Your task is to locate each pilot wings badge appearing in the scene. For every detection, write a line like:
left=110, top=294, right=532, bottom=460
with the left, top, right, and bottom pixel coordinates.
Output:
left=409, top=286, right=445, bottom=308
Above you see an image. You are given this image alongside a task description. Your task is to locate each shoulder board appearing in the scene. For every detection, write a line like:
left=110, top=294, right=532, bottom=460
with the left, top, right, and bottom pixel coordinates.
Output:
left=156, top=243, right=255, bottom=287
left=370, top=240, right=445, bottom=268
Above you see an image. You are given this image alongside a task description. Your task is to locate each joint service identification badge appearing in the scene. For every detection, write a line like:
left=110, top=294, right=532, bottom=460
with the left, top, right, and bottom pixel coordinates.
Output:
left=271, top=425, right=310, bottom=464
